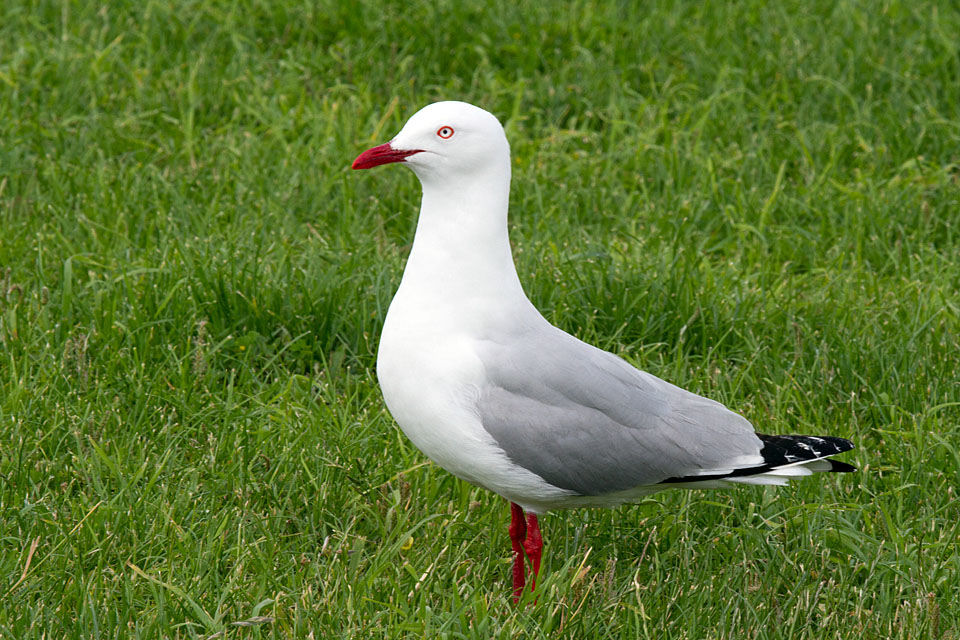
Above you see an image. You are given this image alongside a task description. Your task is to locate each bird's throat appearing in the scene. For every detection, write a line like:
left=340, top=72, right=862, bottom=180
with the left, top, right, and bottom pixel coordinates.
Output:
left=400, top=175, right=525, bottom=307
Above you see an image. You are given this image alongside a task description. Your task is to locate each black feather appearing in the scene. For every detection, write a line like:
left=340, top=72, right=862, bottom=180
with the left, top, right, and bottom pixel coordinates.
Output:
left=660, top=434, right=856, bottom=484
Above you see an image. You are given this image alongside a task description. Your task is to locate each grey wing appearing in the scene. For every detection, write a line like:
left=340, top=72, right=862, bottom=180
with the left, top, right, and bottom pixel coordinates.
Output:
left=476, top=324, right=765, bottom=496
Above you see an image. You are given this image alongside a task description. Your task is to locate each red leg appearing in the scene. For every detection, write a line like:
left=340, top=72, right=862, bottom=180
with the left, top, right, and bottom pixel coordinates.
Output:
left=508, top=502, right=527, bottom=603
left=523, top=513, right=543, bottom=591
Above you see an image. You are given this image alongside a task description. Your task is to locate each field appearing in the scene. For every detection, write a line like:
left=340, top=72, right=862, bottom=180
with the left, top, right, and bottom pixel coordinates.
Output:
left=2, top=1, right=959, bottom=637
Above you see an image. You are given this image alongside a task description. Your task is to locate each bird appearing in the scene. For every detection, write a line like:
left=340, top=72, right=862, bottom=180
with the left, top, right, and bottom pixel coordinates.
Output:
left=351, top=101, right=855, bottom=603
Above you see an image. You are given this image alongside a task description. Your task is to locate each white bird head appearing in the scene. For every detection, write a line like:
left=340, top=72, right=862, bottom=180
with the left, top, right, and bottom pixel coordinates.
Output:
left=352, top=101, right=510, bottom=185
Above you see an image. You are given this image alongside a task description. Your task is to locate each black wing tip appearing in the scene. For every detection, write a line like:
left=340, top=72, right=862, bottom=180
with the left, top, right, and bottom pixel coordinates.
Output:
left=828, top=460, right=857, bottom=473
left=822, top=436, right=855, bottom=454
left=758, top=433, right=855, bottom=449
left=757, top=434, right=855, bottom=462
left=660, top=434, right=856, bottom=485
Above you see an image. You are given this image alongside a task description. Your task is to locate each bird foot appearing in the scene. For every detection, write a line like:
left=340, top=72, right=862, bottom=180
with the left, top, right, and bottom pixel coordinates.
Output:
left=509, top=502, right=543, bottom=603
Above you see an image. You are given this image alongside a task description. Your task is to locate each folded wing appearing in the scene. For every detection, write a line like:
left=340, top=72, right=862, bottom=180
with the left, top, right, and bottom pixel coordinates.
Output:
left=476, top=323, right=770, bottom=495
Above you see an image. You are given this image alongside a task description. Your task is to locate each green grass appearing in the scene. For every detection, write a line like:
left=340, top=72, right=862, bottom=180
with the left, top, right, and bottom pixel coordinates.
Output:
left=1, top=0, right=959, bottom=637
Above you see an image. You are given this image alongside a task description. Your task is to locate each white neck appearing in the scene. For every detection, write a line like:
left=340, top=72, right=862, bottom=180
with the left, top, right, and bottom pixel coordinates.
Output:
left=392, top=160, right=535, bottom=332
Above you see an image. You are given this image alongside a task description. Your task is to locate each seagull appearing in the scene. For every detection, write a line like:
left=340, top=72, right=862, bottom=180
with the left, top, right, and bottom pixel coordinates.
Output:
left=351, top=101, right=855, bottom=602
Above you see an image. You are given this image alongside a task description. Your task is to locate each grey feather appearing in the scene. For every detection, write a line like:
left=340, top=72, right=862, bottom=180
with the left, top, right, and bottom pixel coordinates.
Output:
left=476, top=322, right=764, bottom=495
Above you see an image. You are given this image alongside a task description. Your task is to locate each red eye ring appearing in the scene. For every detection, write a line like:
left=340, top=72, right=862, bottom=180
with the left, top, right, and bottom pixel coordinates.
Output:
left=437, top=126, right=454, bottom=139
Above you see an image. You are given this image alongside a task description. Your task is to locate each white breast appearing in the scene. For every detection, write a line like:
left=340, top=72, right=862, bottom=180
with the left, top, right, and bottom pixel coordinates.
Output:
left=376, top=293, right=571, bottom=509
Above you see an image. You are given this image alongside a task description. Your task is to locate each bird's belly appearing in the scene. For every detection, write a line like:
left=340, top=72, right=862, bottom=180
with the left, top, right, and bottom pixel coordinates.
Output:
left=377, top=329, right=493, bottom=485
left=376, top=323, right=572, bottom=508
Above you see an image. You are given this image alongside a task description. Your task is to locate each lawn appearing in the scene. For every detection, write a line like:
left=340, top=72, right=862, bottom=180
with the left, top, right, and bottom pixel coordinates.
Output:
left=1, top=0, right=958, bottom=637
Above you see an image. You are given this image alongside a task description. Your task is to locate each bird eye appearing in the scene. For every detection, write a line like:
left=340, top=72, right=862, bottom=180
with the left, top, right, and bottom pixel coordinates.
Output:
left=436, top=126, right=454, bottom=139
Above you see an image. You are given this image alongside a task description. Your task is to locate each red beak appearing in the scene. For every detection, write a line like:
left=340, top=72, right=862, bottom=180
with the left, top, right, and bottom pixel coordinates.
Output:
left=351, top=143, right=423, bottom=170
